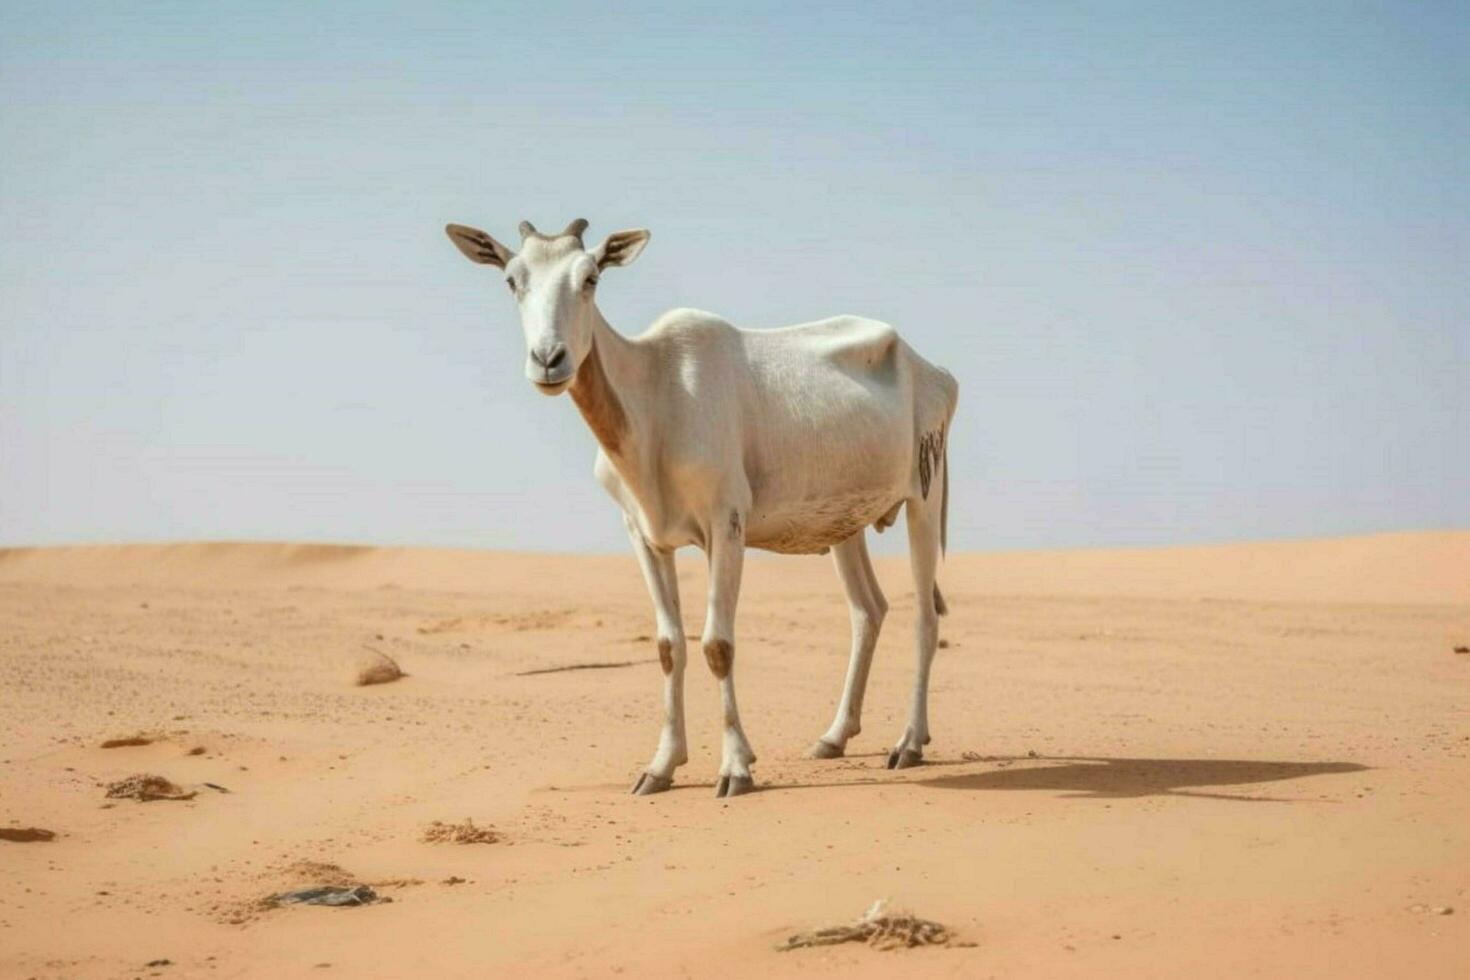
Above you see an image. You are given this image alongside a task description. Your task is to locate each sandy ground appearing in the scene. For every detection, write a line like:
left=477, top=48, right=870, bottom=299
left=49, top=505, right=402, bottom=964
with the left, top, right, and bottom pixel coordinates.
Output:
left=1, top=531, right=1466, bottom=979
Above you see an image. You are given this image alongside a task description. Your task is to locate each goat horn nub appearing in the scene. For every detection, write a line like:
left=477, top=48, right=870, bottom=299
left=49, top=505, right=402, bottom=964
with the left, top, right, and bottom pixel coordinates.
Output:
left=562, top=218, right=589, bottom=240
left=518, top=220, right=538, bottom=239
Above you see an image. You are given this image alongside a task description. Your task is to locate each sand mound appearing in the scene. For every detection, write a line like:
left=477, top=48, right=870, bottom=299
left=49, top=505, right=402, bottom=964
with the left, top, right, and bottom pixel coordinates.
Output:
left=251, top=861, right=408, bottom=913
left=266, top=859, right=419, bottom=890
left=105, top=774, right=195, bottom=801
left=354, top=649, right=404, bottom=686
left=210, top=861, right=366, bottom=923
left=0, top=827, right=57, bottom=843
left=777, top=899, right=954, bottom=951
left=421, top=819, right=499, bottom=844
left=277, top=860, right=356, bottom=887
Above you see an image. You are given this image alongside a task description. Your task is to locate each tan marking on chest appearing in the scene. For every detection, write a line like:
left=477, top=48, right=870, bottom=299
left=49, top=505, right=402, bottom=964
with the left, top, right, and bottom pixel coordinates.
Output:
left=569, top=344, right=628, bottom=456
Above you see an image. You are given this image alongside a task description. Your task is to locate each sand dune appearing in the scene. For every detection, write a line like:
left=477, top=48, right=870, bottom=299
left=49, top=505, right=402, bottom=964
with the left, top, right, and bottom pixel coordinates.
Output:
left=1, top=532, right=1466, bottom=978
left=2, top=529, right=1463, bottom=602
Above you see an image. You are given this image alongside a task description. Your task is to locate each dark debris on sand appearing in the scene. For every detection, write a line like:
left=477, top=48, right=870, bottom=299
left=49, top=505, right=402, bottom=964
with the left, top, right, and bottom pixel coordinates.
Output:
left=104, top=774, right=196, bottom=801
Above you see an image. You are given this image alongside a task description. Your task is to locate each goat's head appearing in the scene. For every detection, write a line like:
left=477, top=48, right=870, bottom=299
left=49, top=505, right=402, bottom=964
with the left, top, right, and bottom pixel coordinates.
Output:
left=445, top=218, right=650, bottom=395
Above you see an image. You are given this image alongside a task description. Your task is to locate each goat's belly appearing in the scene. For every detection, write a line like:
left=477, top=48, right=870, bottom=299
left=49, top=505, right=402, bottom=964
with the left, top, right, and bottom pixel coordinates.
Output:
left=744, top=489, right=900, bottom=555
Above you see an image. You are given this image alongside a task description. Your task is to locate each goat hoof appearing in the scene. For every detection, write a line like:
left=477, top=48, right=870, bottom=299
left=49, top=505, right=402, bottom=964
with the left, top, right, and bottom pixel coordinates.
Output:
left=886, top=748, right=923, bottom=770
left=807, top=739, right=844, bottom=759
left=714, top=774, right=755, bottom=798
left=631, top=772, right=673, bottom=795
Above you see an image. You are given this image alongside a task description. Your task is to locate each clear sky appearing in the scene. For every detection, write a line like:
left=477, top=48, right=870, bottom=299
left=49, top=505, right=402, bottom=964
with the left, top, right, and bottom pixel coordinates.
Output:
left=2, top=2, right=1466, bottom=553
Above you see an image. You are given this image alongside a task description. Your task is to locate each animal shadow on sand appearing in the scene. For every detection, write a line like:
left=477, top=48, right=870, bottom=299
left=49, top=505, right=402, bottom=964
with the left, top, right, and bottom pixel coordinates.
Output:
left=915, top=756, right=1367, bottom=802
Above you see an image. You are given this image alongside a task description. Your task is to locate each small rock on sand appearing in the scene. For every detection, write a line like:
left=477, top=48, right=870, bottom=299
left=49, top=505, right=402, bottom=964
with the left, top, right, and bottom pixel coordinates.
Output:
left=268, top=884, right=379, bottom=907
left=0, top=827, right=57, bottom=843
left=354, top=649, right=404, bottom=686
left=105, top=774, right=196, bottom=801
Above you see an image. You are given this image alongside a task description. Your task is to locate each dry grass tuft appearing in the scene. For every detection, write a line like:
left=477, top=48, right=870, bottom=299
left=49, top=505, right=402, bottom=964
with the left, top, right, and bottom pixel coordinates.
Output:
left=421, top=818, right=499, bottom=845
left=777, top=899, right=955, bottom=952
left=104, top=773, right=195, bottom=801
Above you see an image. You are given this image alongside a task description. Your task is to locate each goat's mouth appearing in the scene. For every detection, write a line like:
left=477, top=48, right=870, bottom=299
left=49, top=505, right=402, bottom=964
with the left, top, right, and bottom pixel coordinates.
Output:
left=532, top=377, right=573, bottom=396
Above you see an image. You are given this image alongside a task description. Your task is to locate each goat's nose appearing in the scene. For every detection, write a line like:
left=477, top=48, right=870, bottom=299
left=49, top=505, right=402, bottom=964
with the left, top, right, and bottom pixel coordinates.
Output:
left=530, top=343, right=567, bottom=371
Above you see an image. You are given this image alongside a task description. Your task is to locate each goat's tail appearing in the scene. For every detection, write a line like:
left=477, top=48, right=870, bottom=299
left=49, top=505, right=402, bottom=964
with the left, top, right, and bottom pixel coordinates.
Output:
left=935, top=416, right=951, bottom=617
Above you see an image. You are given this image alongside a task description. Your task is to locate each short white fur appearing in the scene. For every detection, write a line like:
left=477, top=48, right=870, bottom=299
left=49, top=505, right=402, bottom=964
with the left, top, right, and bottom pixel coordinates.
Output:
left=447, top=218, right=959, bottom=797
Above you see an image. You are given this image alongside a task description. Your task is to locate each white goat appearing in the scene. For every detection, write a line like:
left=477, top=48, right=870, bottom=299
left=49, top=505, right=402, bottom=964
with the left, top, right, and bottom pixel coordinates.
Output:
left=446, top=218, right=958, bottom=797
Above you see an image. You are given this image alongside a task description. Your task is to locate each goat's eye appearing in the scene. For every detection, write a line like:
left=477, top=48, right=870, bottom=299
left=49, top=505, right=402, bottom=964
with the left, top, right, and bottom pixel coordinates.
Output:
left=584, top=276, right=599, bottom=290
left=505, top=278, right=517, bottom=294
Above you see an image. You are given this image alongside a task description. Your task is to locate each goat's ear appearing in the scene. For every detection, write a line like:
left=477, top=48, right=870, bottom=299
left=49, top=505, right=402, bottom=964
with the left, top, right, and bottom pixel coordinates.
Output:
left=445, top=223, right=515, bottom=268
left=591, top=229, right=650, bottom=270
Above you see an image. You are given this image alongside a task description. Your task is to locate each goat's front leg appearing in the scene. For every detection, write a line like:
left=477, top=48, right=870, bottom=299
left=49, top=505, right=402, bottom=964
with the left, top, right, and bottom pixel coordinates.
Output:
left=625, top=518, right=688, bottom=796
left=703, top=507, right=756, bottom=797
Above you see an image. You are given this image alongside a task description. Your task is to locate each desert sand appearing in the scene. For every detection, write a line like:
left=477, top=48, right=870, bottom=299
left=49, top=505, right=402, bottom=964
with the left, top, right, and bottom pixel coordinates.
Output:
left=1, top=531, right=1466, bottom=978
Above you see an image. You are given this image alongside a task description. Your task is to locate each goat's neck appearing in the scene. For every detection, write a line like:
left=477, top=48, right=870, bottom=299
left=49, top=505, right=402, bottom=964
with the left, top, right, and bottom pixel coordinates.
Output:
left=569, top=308, right=640, bottom=465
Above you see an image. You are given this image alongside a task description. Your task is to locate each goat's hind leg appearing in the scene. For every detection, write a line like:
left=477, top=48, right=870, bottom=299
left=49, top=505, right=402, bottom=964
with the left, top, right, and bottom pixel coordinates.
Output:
left=889, top=492, right=944, bottom=770
left=810, top=532, right=887, bottom=759
left=625, top=519, right=688, bottom=795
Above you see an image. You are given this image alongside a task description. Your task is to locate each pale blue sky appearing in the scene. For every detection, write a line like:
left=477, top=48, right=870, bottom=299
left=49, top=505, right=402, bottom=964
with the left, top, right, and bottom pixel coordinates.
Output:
left=2, top=2, right=1466, bottom=552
